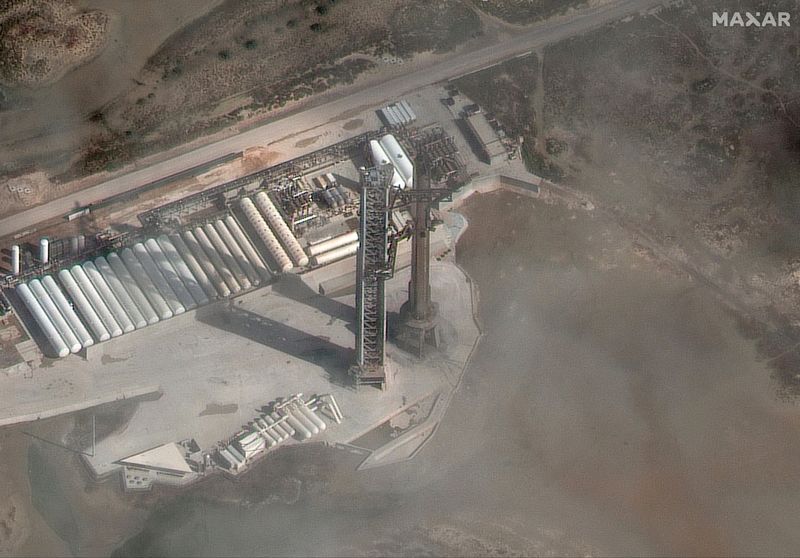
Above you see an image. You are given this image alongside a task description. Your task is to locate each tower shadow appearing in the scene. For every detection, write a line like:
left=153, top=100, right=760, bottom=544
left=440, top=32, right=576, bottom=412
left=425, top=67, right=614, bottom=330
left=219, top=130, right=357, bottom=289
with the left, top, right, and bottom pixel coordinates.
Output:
left=272, top=273, right=356, bottom=331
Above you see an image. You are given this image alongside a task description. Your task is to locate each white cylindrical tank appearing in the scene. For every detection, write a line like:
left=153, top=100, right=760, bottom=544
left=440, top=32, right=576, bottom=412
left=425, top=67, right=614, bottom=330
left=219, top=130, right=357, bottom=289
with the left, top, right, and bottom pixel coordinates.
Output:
left=214, top=220, right=259, bottom=287
left=133, top=243, right=185, bottom=315
left=239, top=198, right=292, bottom=273
left=194, top=226, right=241, bottom=294
left=107, top=252, right=160, bottom=325
left=262, top=415, right=287, bottom=442
left=284, top=412, right=312, bottom=440
left=145, top=238, right=197, bottom=311
left=16, top=283, right=69, bottom=358
left=379, top=134, right=414, bottom=188
left=10, top=245, right=20, bottom=275
left=156, top=235, right=208, bottom=306
left=180, top=230, right=230, bottom=298
left=290, top=407, right=319, bottom=435
left=254, top=192, right=309, bottom=267
left=312, top=241, right=359, bottom=266
left=223, top=215, right=271, bottom=283
left=28, top=279, right=82, bottom=354
left=206, top=223, right=251, bottom=291
left=298, top=403, right=327, bottom=432
left=83, top=261, right=135, bottom=334
left=39, top=238, right=49, bottom=264
left=169, top=234, right=218, bottom=300
left=41, top=275, right=94, bottom=349
left=58, top=269, right=110, bottom=342
left=95, top=256, right=148, bottom=329
left=119, top=248, right=172, bottom=320
left=70, top=237, right=79, bottom=255
left=269, top=412, right=294, bottom=438
left=70, top=265, right=123, bottom=337
left=306, top=230, right=359, bottom=257
left=253, top=418, right=278, bottom=446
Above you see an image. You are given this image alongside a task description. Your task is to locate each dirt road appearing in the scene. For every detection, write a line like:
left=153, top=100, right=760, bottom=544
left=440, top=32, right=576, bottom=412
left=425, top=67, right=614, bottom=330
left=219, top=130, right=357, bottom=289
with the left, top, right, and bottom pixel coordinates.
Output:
left=0, top=0, right=666, bottom=239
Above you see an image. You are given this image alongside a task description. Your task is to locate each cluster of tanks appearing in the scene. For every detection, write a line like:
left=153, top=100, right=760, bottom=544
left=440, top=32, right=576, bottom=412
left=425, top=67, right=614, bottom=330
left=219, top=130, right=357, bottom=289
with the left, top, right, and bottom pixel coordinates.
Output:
left=314, top=173, right=351, bottom=211
left=369, top=134, right=414, bottom=190
left=15, top=217, right=270, bottom=358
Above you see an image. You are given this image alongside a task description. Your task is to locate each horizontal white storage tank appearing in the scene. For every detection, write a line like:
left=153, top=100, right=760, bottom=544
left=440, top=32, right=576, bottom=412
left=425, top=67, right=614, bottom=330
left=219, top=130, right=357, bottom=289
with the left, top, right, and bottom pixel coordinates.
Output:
left=379, top=134, right=414, bottom=188
left=312, top=241, right=359, bottom=266
left=284, top=412, right=312, bottom=440
left=16, top=283, right=69, bottom=358
left=29, top=279, right=82, bottom=354
left=95, top=257, right=148, bottom=329
left=239, top=198, right=293, bottom=273
left=306, top=230, right=358, bottom=257
left=145, top=238, right=197, bottom=311
left=58, top=269, right=111, bottom=342
left=107, top=252, right=160, bottom=325
left=133, top=243, right=185, bottom=315
left=41, top=275, right=93, bottom=349
left=119, top=248, right=173, bottom=320
left=214, top=220, right=259, bottom=287
left=254, top=192, right=309, bottom=267
left=205, top=223, right=250, bottom=291
left=369, top=140, right=405, bottom=189
left=157, top=235, right=209, bottom=306
left=297, top=403, right=327, bottom=432
left=70, top=265, right=124, bottom=338
left=83, top=261, right=135, bottom=334
left=224, top=215, right=271, bottom=283
left=168, top=234, right=218, bottom=300
left=193, top=227, right=240, bottom=294
left=181, top=230, right=230, bottom=298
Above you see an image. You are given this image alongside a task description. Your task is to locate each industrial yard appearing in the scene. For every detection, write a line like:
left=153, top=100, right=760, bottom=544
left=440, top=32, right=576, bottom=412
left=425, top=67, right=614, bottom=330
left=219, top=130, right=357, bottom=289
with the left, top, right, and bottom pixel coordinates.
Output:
left=2, top=0, right=800, bottom=556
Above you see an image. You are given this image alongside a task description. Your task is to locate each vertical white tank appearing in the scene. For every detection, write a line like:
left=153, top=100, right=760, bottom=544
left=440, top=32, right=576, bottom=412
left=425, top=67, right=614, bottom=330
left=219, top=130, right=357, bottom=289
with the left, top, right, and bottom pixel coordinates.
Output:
left=223, top=216, right=271, bottom=283
left=41, top=275, right=94, bottom=349
left=10, top=245, right=20, bottom=275
left=28, top=279, right=82, bottom=354
left=16, top=283, right=69, bottom=358
left=106, top=252, right=160, bottom=325
left=132, top=243, right=185, bottom=315
left=193, top=227, right=240, bottom=294
left=157, top=235, right=209, bottom=306
left=144, top=238, right=197, bottom=311
left=70, top=237, right=79, bottom=255
left=83, top=261, right=135, bottom=333
left=95, top=256, right=148, bottom=329
left=58, top=269, right=110, bottom=342
left=70, top=265, right=123, bottom=337
left=119, top=248, right=173, bottom=321
left=205, top=223, right=251, bottom=291
left=214, top=219, right=260, bottom=287
left=180, top=230, right=230, bottom=298
left=239, top=198, right=293, bottom=273
left=39, top=238, right=49, bottom=264
left=254, top=192, right=309, bottom=267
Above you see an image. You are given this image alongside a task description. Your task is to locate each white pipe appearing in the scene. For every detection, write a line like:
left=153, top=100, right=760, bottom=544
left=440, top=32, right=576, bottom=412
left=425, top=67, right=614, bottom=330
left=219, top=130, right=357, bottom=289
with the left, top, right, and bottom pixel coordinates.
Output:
left=41, top=275, right=94, bottom=349
left=239, top=197, right=292, bottom=273
left=58, top=269, right=110, bottom=342
left=83, top=261, right=135, bottom=333
left=70, top=265, right=123, bottom=337
left=214, top=220, right=258, bottom=287
left=107, top=252, right=160, bottom=325
left=206, top=223, right=251, bottom=291
left=168, top=234, right=218, bottom=300
left=95, top=257, right=147, bottom=329
left=145, top=238, right=197, bottom=311
left=194, top=227, right=240, bottom=294
left=298, top=403, right=327, bottom=432
left=28, top=279, right=82, bottom=354
left=224, top=215, right=270, bottom=283
left=254, top=192, right=309, bottom=267
left=306, top=231, right=359, bottom=257
left=16, top=283, right=69, bottom=358
left=119, top=248, right=172, bottom=320
left=311, top=240, right=359, bottom=266
left=133, top=243, right=185, bottom=315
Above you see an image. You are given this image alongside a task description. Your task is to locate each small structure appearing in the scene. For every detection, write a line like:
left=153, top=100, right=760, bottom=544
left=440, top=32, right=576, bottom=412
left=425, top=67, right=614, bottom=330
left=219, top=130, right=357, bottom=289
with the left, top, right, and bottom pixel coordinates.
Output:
left=118, top=442, right=198, bottom=491
left=463, top=112, right=507, bottom=165
left=379, top=100, right=417, bottom=128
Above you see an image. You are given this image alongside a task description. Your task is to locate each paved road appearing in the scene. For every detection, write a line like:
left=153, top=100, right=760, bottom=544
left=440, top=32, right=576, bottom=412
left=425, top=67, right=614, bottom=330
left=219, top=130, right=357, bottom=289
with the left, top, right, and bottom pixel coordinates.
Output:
left=0, top=0, right=665, bottom=239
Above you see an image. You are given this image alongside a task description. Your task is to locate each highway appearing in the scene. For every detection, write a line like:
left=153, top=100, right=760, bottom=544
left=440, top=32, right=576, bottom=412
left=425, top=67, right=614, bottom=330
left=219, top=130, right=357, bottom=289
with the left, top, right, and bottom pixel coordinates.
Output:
left=0, top=0, right=666, bottom=239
